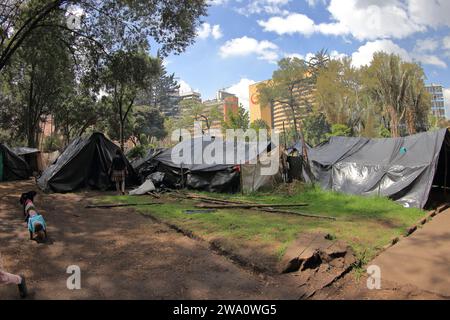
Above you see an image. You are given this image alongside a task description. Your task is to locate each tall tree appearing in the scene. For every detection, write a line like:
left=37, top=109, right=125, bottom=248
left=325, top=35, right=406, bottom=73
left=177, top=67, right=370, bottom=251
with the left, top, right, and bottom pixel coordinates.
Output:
left=315, top=58, right=373, bottom=135
left=101, top=50, right=160, bottom=150
left=222, top=104, right=249, bottom=130
left=2, top=10, right=74, bottom=147
left=136, top=59, right=181, bottom=117
left=366, top=53, right=415, bottom=137
left=132, top=105, right=166, bottom=144
left=0, top=0, right=208, bottom=72
left=258, top=57, right=313, bottom=140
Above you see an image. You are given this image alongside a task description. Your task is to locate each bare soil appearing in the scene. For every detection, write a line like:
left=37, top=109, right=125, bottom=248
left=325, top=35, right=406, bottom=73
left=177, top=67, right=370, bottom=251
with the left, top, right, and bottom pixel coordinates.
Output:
left=0, top=180, right=299, bottom=300
left=0, top=180, right=445, bottom=300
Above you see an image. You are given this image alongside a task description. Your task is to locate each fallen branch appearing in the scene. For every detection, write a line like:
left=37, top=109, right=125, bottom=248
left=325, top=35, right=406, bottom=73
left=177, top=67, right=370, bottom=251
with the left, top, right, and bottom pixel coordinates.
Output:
left=86, top=203, right=161, bottom=209
left=260, top=208, right=336, bottom=220
left=196, top=203, right=308, bottom=209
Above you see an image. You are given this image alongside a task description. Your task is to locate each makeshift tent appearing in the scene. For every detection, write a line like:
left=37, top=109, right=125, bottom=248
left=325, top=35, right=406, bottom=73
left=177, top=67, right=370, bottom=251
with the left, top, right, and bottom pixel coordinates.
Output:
left=12, top=147, right=44, bottom=173
left=0, top=143, right=31, bottom=181
left=291, top=129, right=450, bottom=209
left=133, top=136, right=275, bottom=193
left=37, top=132, right=138, bottom=192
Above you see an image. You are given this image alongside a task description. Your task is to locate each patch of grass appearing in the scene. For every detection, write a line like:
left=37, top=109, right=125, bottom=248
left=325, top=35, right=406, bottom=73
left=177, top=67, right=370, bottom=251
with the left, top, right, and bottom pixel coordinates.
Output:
left=101, top=184, right=425, bottom=269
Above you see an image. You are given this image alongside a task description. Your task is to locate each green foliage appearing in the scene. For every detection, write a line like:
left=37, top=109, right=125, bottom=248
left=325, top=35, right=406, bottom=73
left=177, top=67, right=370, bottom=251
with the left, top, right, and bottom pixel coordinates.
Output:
left=1, top=10, right=75, bottom=147
left=133, top=105, right=167, bottom=141
left=102, top=50, right=161, bottom=149
left=327, top=124, right=352, bottom=138
left=250, top=119, right=270, bottom=133
left=0, top=1, right=208, bottom=72
left=379, top=125, right=392, bottom=138
left=222, top=104, right=249, bottom=130
left=258, top=57, right=314, bottom=140
left=127, top=145, right=147, bottom=160
left=302, top=113, right=331, bottom=146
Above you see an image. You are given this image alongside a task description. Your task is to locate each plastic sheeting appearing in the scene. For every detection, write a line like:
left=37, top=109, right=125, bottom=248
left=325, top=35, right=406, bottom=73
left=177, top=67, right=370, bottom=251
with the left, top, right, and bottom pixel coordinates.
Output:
left=293, top=129, right=450, bottom=208
left=37, top=132, right=138, bottom=192
left=133, top=136, right=271, bottom=193
left=0, top=143, right=31, bottom=181
left=129, top=179, right=156, bottom=195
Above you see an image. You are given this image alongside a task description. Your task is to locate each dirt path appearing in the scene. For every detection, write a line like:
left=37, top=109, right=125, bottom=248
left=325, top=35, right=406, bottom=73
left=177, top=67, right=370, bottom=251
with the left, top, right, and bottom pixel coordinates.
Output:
left=314, top=209, right=450, bottom=300
left=0, top=180, right=299, bottom=300
left=371, top=208, right=450, bottom=297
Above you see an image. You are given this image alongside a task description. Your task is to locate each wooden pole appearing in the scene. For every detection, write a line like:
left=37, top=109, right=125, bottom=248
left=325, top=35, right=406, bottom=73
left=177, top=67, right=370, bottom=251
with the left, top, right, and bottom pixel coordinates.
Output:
left=240, top=163, right=244, bottom=195
left=445, top=141, right=448, bottom=196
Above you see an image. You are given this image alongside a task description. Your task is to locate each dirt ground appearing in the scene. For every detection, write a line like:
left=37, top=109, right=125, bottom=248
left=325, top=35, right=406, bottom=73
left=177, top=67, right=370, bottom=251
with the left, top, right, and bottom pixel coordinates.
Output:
left=0, top=180, right=445, bottom=300
left=0, top=180, right=299, bottom=300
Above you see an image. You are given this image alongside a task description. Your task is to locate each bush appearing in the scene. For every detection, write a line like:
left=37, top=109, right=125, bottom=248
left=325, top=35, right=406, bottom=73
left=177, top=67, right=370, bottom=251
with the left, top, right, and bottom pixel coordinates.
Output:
left=326, top=124, right=352, bottom=138
left=127, top=145, right=146, bottom=160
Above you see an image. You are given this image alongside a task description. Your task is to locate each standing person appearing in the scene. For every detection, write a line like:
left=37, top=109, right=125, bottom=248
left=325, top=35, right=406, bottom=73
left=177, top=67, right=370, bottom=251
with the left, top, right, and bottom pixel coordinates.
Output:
left=0, top=255, right=27, bottom=298
left=109, top=150, right=128, bottom=195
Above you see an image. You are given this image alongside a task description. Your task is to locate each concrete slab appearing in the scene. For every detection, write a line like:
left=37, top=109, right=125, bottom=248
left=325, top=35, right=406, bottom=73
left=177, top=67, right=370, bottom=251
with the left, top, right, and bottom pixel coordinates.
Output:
left=372, top=208, right=450, bottom=297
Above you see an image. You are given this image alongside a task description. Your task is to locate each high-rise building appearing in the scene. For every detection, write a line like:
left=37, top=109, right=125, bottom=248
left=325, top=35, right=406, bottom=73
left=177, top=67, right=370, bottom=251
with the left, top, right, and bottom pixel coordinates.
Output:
left=202, top=90, right=239, bottom=130
left=249, top=80, right=314, bottom=134
left=179, top=91, right=202, bottom=103
left=425, top=84, right=446, bottom=119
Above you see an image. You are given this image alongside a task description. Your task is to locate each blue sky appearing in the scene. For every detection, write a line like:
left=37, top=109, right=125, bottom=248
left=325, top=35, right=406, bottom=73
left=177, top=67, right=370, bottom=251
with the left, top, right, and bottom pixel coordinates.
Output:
left=163, top=0, right=450, bottom=116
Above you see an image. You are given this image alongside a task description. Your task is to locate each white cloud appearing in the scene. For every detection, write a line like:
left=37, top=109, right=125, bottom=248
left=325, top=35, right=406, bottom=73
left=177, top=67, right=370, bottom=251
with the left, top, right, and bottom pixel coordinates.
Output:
left=414, top=38, right=439, bottom=53
left=259, top=0, right=438, bottom=41
left=329, top=50, right=348, bottom=60
left=408, top=0, right=450, bottom=28
left=444, top=36, right=450, bottom=50
left=219, top=36, right=279, bottom=63
left=413, top=54, right=447, bottom=68
left=179, top=80, right=193, bottom=94
left=285, top=50, right=347, bottom=64
left=444, top=88, right=450, bottom=119
left=236, top=0, right=291, bottom=16
left=258, top=13, right=316, bottom=36
left=351, top=39, right=411, bottom=67
left=208, top=0, right=229, bottom=6
left=197, top=23, right=223, bottom=40
left=226, top=78, right=257, bottom=111
left=305, top=0, right=326, bottom=7
left=351, top=39, right=447, bottom=68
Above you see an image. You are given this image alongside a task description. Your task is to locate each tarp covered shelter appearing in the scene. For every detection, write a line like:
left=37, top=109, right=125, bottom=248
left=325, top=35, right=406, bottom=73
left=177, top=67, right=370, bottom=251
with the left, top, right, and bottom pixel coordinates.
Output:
left=0, top=143, right=31, bottom=181
left=292, top=129, right=450, bottom=208
left=133, top=136, right=275, bottom=193
left=37, top=132, right=137, bottom=192
left=12, top=147, right=44, bottom=173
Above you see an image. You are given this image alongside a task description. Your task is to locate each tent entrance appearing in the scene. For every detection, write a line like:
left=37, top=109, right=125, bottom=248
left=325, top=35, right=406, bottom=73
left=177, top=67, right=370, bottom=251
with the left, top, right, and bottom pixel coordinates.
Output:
left=428, top=131, right=450, bottom=207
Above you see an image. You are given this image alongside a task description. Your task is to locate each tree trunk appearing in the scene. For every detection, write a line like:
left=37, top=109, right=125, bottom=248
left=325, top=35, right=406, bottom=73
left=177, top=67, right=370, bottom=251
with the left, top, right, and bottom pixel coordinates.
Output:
left=119, top=119, right=124, bottom=151
left=388, top=105, right=400, bottom=138
left=406, top=108, right=416, bottom=135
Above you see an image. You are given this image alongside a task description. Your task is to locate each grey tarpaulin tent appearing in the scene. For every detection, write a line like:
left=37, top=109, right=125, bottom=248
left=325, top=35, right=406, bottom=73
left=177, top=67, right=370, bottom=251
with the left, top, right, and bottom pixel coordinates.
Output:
left=0, top=143, right=31, bottom=181
left=133, top=136, right=273, bottom=193
left=292, top=129, right=450, bottom=208
left=37, top=132, right=138, bottom=192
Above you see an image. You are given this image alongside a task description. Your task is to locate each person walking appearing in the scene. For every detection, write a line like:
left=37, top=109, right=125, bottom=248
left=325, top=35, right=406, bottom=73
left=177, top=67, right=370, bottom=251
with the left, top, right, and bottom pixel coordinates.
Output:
left=109, top=150, right=128, bottom=195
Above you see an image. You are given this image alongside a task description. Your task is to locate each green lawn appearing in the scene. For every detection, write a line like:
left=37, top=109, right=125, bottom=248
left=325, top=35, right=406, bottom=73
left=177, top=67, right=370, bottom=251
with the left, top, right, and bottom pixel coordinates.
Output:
left=101, top=184, right=425, bottom=269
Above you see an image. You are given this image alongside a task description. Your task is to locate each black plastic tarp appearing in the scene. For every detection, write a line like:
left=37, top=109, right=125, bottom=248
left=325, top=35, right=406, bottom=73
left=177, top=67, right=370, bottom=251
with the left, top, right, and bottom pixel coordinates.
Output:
left=0, top=143, right=31, bottom=181
left=292, top=129, right=450, bottom=208
left=37, top=132, right=138, bottom=192
left=133, top=136, right=271, bottom=193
